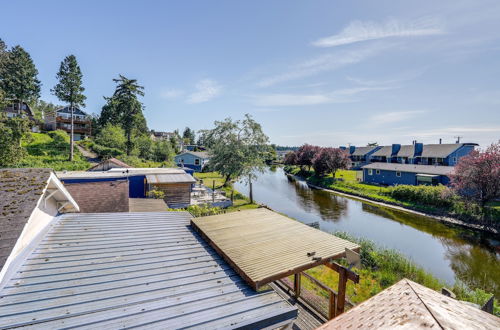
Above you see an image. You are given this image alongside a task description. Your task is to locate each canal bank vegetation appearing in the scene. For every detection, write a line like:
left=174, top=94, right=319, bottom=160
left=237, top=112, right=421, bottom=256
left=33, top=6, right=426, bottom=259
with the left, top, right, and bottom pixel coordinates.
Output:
left=284, top=165, right=500, bottom=228
left=305, top=232, right=499, bottom=316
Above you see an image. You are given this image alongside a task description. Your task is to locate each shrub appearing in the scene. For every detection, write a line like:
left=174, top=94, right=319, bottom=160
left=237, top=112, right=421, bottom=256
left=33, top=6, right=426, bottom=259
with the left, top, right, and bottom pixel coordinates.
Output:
left=184, top=204, right=223, bottom=217
left=91, top=143, right=124, bottom=159
left=147, top=190, right=165, bottom=199
left=47, top=130, right=69, bottom=146
left=386, top=184, right=454, bottom=208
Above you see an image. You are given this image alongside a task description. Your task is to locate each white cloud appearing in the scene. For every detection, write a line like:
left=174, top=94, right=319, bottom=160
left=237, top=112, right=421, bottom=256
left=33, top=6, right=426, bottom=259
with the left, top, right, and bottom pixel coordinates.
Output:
left=186, top=79, right=222, bottom=104
left=160, top=89, right=184, bottom=99
left=256, top=44, right=384, bottom=87
left=312, top=17, right=445, bottom=48
left=369, top=110, right=426, bottom=125
left=253, top=86, right=393, bottom=107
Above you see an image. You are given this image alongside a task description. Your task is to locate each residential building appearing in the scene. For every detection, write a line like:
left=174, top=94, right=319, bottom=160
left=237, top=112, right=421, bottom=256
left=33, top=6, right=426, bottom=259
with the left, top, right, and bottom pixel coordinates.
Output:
left=415, top=143, right=477, bottom=166
left=150, top=129, right=176, bottom=141
left=87, top=158, right=132, bottom=171
left=362, top=163, right=454, bottom=186
left=174, top=151, right=210, bottom=172
left=45, top=106, right=92, bottom=140
left=1, top=100, right=41, bottom=132
left=347, top=145, right=381, bottom=169
left=57, top=168, right=195, bottom=209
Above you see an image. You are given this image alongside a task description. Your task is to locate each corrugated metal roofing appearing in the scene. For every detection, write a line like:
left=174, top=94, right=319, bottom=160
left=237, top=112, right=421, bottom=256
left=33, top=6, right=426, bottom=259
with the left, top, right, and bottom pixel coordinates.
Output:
left=318, top=279, right=500, bottom=329
left=362, top=163, right=454, bottom=175
left=146, top=173, right=196, bottom=184
left=351, top=146, right=378, bottom=156
left=0, top=212, right=297, bottom=329
left=192, top=208, right=360, bottom=290
left=371, top=145, right=393, bottom=157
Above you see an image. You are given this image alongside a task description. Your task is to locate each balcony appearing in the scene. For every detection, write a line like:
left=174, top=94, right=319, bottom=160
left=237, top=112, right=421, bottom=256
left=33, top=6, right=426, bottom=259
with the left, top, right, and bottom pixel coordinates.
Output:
left=56, top=116, right=91, bottom=124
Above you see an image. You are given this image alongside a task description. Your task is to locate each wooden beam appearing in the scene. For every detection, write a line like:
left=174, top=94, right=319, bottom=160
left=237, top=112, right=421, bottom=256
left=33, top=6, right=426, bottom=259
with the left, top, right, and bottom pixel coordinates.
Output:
left=329, top=292, right=336, bottom=320
left=336, top=266, right=348, bottom=316
left=294, top=273, right=301, bottom=298
left=325, top=262, right=360, bottom=283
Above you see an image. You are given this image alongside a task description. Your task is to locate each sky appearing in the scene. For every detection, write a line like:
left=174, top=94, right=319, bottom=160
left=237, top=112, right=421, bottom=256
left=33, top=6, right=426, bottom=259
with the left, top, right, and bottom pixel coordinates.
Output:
left=1, top=0, right=499, bottom=147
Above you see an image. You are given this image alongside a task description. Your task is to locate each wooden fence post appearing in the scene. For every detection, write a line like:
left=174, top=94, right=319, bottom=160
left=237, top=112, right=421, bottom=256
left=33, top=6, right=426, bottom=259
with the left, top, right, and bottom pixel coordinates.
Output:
left=329, top=292, right=336, bottom=320
left=336, top=267, right=347, bottom=316
left=294, top=273, right=301, bottom=298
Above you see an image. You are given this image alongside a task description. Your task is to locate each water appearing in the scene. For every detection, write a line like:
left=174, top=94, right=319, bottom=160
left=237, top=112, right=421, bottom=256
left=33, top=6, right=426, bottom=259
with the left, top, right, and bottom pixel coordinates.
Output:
left=235, top=167, right=500, bottom=297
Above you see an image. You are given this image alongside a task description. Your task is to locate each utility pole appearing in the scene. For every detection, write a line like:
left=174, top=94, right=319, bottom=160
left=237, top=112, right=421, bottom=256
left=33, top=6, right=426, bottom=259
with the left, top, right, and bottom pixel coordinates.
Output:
left=249, top=174, right=253, bottom=204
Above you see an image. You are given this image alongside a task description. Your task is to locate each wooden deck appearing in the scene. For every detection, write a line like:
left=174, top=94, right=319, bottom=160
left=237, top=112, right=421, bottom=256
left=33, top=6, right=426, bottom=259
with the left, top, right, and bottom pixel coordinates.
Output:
left=191, top=208, right=360, bottom=290
left=0, top=212, right=297, bottom=329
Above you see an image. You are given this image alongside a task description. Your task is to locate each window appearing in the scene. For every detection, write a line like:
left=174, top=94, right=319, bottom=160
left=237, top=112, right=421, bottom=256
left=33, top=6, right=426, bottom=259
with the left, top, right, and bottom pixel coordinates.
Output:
left=452, top=157, right=457, bottom=163
left=376, top=170, right=380, bottom=175
left=368, top=169, right=373, bottom=175
left=396, top=171, right=401, bottom=177
left=195, top=159, right=200, bottom=165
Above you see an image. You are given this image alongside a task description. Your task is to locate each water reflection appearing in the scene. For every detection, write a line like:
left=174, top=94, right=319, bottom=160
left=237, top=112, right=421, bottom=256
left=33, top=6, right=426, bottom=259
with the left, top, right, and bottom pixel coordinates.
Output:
left=235, top=168, right=500, bottom=297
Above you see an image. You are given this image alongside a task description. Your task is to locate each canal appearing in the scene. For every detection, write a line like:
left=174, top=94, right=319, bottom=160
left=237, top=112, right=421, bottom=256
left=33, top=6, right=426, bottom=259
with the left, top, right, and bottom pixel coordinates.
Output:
left=235, top=167, right=500, bottom=297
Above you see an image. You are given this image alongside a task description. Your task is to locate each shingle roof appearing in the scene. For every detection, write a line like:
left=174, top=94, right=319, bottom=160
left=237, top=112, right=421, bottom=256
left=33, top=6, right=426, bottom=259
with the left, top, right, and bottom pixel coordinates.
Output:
left=0, top=169, right=52, bottom=270
left=371, top=145, right=393, bottom=157
left=176, top=151, right=210, bottom=159
left=420, top=143, right=464, bottom=158
left=396, top=145, right=415, bottom=157
left=351, top=146, right=379, bottom=156
left=362, top=163, right=454, bottom=176
left=318, top=279, right=500, bottom=329
left=0, top=212, right=297, bottom=328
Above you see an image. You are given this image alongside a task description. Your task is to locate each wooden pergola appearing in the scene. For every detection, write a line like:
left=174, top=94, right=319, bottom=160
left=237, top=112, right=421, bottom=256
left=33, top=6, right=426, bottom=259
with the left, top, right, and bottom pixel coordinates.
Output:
left=191, top=208, right=361, bottom=318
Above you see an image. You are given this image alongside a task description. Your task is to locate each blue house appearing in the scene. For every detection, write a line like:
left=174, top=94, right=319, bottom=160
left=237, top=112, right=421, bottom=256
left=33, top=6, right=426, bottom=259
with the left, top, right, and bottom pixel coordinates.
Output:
left=348, top=146, right=381, bottom=169
left=362, top=163, right=454, bottom=186
left=174, top=151, right=210, bottom=172
left=414, top=143, right=477, bottom=166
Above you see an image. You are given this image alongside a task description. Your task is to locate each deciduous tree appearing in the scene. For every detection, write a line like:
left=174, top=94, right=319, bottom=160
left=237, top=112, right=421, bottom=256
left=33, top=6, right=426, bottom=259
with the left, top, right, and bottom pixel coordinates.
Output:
left=283, top=151, right=298, bottom=165
left=312, top=147, right=350, bottom=177
left=0, top=114, right=31, bottom=166
left=52, top=55, right=86, bottom=161
left=451, top=141, right=500, bottom=206
left=296, top=144, right=320, bottom=171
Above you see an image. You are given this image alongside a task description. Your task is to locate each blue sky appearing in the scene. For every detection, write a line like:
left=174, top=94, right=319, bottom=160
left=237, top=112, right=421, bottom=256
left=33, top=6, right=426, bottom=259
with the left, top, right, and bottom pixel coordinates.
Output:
left=1, top=0, right=499, bottom=147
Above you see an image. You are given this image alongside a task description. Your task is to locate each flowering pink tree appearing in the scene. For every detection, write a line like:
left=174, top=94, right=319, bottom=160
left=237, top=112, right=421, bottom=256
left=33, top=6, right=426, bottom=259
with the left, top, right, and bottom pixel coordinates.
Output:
left=296, top=144, right=321, bottom=171
left=313, top=147, right=350, bottom=177
left=283, top=151, right=298, bottom=165
left=451, top=141, right=500, bottom=206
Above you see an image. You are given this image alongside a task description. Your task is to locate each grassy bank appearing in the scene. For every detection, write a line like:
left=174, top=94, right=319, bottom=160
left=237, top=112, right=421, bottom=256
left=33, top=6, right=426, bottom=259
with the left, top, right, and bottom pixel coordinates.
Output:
left=19, top=131, right=90, bottom=170
left=302, top=232, right=499, bottom=316
left=194, top=171, right=259, bottom=212
left=284, top=166, right=499, bottom=226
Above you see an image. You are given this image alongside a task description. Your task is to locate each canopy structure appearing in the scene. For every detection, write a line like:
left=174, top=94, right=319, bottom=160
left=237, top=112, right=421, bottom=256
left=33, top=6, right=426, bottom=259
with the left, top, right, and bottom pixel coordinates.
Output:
left=191, top=208, right=360, bottom=290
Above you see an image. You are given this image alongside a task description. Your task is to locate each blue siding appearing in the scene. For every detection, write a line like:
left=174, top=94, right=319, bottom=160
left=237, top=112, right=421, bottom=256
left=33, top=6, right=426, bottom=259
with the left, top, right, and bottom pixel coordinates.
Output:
left=129, top=175, right=146, bottom=198
left=363, top=169, right=449, bottom=186
left=446, top=145, right=475, bottom=166
left=174, top=153, right=208, bottom=172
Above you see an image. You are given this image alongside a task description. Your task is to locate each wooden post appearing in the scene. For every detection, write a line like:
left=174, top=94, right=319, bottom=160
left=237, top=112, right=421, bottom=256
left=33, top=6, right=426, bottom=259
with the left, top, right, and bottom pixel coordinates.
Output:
left=294, top=273, right=301, bottom=298
left=249, top=175, right=253, bottom=204
left=329, top=292, right=336, bottom=320
left=336, top=267, right=348, bottom=316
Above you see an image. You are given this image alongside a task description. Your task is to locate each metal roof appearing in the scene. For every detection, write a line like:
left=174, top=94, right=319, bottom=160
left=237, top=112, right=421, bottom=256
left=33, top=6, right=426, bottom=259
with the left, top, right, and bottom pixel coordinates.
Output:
left=0, top=212, right=297, bottom=329
left=420, top=143, right=466, bottom=158
left=176, top=151, right=210, bottom=159
left=87, top=158, right=132, bottom=171
left=362, top=163, right=454, bottom=175
left=146, top=173, right=196, bottom=184
left=371, top=145, right=393, bottom=157
left=56, top=106, right=89, bottom=116
left=351, top=146, right=379, bottom=156
left=192, top=208, right=360, bottom=290
left=318, top=279, right=500, bottom=329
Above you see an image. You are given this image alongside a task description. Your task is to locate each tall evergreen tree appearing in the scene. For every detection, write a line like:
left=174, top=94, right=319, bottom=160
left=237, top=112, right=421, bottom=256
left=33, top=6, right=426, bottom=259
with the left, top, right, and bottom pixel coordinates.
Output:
left=99, top=75, right=147, bottom=155
left=0, top=45, right=41, bottom=111
left=52, top=55, right=86, bottom=161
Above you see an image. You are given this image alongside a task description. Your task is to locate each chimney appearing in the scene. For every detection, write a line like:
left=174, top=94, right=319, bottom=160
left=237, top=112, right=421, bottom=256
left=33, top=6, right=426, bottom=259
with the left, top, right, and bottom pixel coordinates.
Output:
left=349, top=146, right=356, bottom=154
left=439, top=138, right=442, bottom=144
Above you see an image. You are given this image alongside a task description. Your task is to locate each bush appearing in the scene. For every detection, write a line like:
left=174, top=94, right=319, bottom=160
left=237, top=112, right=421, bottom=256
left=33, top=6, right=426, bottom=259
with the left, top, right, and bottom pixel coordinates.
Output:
left=147, top=190, right=165, bottom=199
left=47, top=130, right=69, bottom=146
left=91, top=143, right=124, bottom=159
left=183, top=204, right=223, bottom=217
left=386, top=184, right=454, bottom=208
left=95, top=124, right=126, bottom=150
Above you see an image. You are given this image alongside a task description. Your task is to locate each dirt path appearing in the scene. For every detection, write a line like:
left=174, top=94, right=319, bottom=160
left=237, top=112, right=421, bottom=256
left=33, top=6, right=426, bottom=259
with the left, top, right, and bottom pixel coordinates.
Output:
left=76, top=144, right=100, bottom=164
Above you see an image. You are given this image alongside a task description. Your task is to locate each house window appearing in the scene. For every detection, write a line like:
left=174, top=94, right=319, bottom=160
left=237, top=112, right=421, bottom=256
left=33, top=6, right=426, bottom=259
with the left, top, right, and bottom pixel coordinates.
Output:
left=368, top=169, right=373, bottom=175
left=452, top=157, right=457, bottom=163
left=195, top=159, right=200, bottom=165
left=376, top=170, right=380, bottom=175
left=396, top=171, right=401, bottom=177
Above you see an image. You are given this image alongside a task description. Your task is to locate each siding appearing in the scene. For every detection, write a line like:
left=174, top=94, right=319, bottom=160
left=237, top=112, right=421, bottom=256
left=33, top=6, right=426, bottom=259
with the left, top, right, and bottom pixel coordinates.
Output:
left=363, top=169, right=416, bottom=185
left=64, top=181, right=129, bottom=213
left=150, top=183, right=192, bottom=208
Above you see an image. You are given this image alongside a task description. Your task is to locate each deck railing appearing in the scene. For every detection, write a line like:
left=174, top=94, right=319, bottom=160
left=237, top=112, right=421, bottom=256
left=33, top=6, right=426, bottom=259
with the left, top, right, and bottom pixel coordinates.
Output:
left=278, top=271, right=355, bottom=320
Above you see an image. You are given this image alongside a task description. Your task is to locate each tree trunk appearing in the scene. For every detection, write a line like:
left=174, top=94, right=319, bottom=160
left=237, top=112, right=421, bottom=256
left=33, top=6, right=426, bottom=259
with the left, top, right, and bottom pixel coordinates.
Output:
left=249, top=175, right=253, bottom=204
left=69, top=103, right=74, bottom=161
left=127, top=131, right=131, bottom=156
left=223, top=174, right=231, bottom=187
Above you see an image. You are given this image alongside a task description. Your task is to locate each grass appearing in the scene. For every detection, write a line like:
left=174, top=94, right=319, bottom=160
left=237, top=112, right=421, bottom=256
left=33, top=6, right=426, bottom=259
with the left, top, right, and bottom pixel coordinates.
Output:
left=18, top=132, right=91, bottom=171
left=195, top=171, right=259, bottom=211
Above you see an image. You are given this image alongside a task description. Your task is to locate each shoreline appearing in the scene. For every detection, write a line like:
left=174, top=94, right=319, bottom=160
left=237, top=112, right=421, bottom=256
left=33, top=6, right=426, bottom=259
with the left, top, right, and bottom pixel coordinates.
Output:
left=285, top=172, right=498, bottom=235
